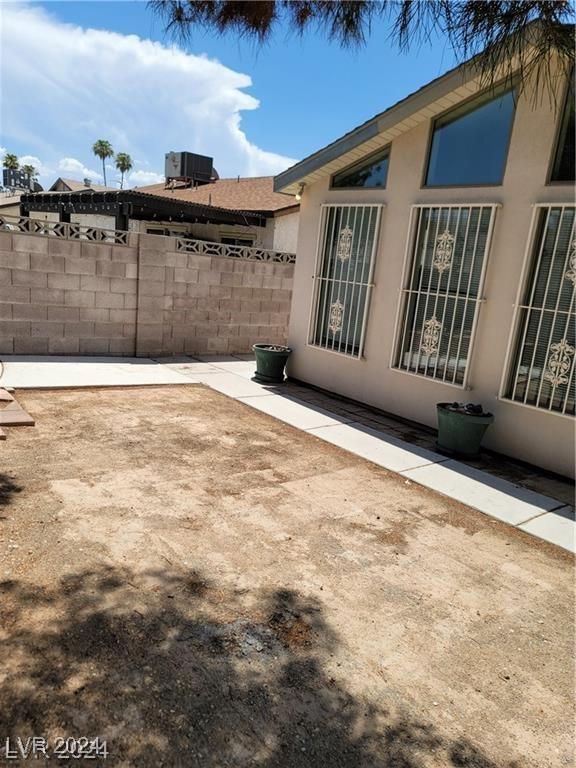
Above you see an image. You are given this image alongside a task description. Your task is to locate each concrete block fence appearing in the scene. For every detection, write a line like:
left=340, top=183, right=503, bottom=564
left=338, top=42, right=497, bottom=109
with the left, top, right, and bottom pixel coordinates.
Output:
left=0, top=226, right=294, bottom=357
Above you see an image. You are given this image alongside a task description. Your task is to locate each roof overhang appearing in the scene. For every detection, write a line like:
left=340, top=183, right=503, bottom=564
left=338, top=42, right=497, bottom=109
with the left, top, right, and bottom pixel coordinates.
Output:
left=20, top=190, right=268, bottom=227
left=274, top=20, right=573, bottom=197
left=274, top=62, right=486, bottom=195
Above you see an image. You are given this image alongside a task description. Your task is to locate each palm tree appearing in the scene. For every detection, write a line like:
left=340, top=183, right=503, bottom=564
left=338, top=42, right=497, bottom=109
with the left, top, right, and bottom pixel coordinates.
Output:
left=150, top=1, right=574, bottom=103
left=21, top=164, right=38, bottom=180
left=115, top=152, right=133, bottom=189
left=2, top=153, right=19, bottom=170
left=92, top=140, right=114, bottom=186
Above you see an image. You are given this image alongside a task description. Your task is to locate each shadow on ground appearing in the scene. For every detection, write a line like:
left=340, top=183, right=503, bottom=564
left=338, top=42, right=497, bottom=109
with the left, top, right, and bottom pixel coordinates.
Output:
left=0, top=566, right=518, bottom=767
left=0, top=473, right=21, bottom=508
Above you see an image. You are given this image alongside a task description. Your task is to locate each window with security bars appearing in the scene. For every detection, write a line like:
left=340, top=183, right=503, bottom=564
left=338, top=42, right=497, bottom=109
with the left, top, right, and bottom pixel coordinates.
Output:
left=504, top=205, right=575, bottom=416
left=393, top=204, right=497, bottom=386
left=310, top=205, right=382, bottom=357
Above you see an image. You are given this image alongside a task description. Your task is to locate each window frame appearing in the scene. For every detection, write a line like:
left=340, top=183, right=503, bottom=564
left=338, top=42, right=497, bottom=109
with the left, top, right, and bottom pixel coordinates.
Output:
left=329, top=146, right=391, bottom=191
left=390, top=203, right=499, bottom=389
left=422, top=81, right=517, bottom=190
left=307, top=203, right=384, bottom=360
left=547, top=69, right=575, bottom=186
left=499, top=203, right=576, bottom=419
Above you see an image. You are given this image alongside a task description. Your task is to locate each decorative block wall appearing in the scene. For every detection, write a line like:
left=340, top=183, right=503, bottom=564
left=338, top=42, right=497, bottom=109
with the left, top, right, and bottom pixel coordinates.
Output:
left=0, top=223, right=294, bottom=357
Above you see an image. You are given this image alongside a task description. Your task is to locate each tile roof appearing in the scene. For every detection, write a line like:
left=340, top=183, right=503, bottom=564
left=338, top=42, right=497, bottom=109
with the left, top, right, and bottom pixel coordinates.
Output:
left=135, top=176, right=298, bottom=213
left=51, top=178, right=114, bottom=192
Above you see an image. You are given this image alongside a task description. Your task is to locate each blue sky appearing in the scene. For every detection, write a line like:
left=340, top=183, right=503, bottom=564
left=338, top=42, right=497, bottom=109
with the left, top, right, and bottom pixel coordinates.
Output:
left=0, top=1, right=457, bottom=188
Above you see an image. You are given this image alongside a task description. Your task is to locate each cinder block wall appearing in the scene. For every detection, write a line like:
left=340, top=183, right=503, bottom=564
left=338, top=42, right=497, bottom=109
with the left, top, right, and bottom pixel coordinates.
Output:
left=135, top=235, right=293, bottom=356
left=0, top=228, right=294, bottom=357
left=0, top=231, right=138, bottom=355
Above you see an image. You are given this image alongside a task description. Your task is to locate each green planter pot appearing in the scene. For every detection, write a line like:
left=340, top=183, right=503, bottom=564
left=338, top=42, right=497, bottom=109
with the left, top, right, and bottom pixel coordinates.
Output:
left=436, top=402, right=494, bottom=457
left=252, top=344, right=292, bottom=384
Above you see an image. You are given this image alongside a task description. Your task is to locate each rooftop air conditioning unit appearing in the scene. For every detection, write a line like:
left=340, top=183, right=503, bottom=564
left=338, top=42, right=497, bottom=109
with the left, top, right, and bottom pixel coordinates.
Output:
left=165, top=152, right=213, bottom=185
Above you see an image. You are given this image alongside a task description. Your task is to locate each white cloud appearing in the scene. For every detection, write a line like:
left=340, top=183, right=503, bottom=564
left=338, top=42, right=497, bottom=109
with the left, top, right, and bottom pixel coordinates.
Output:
left=128, top=169, right=165, bottom=186
left=0, top=3, right=297, bottom=189
left=58, top=157, right=103, bottom=181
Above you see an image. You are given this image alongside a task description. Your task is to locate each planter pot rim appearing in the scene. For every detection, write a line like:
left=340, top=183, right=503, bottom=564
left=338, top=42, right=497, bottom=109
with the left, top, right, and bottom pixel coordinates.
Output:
left=436, top=402, right=493, bottom=419
left=253, top=344, right=292, bottom=354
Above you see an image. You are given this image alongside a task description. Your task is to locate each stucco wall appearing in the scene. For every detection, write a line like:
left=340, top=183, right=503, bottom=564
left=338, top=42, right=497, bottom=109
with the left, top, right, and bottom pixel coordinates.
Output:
left=271, top=211, right=300, bottom=253
left=286, top=83, right=575, bottom=477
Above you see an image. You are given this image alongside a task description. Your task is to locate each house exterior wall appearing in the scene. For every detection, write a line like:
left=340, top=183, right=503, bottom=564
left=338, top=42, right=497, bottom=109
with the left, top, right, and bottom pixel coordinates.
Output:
left=271, top=211, right=300, bottom=253
left=135, top=213, right=299, bottom=253
left=0, top=227, right=294, bottom=357
left=286, top=85, right=575, bottom=477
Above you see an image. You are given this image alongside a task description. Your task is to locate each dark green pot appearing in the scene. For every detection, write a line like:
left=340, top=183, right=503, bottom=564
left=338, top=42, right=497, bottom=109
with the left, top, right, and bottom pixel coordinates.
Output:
left=436, top=403, right=494, bottom=457
left=253, top=344, right=292, bottom=384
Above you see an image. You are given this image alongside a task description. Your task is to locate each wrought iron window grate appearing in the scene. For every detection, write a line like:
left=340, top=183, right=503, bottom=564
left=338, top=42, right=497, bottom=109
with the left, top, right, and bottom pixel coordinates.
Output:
left=503, top=204, right=575, bottom=416
left=309, top=204, right=382, bottom=358
left=393, top=204, right=497, bottom=387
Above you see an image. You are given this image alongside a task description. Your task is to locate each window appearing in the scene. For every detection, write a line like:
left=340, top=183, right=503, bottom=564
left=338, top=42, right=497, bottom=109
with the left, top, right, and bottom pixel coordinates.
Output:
left=503, top=205, right=575, bottom=416
left=426, top=86, right=516, bottom=186
left=393, top=204, right=497, bottom=386
left=310, top=205, right=382, bottom=357
left=331, top=148, right=389, bottom=189
left=551, top=71, right=575, bottom=182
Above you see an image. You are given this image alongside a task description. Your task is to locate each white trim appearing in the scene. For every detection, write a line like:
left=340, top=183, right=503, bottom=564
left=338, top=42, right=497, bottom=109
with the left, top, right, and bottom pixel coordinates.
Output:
left=500, top=202, right=576, bottom=416
left=307, top=203, right=384, bottom=359
left=495, top=394, right=576, bottom=421
left=391, top=203, right=499, bottom=387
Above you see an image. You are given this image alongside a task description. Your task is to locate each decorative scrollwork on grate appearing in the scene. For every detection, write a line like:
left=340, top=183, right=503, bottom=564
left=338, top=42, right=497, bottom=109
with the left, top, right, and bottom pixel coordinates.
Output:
left=175, top=237, right=295, bottom=263
left=328, top=299, right=344, bottom=334
left=420, top=316, right=442, bottom=356
left=543, top=338, right=575, bottom=387
left=0, top=215, right=129, bottom=245
left=336, top=226, right=353, bottom=262
left=564, top=237, right=576, bottom=286
left=433, top=230, right=455, bottom=274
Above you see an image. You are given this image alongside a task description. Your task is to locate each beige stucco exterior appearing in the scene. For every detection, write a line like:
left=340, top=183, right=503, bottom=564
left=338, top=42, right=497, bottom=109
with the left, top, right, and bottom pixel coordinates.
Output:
left=286, top=78, right=575, bottom=477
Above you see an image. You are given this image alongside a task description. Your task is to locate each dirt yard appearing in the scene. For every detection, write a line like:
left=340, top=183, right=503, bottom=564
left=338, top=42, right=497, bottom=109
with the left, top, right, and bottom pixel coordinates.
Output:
left=0, top=385, right=573, bottom=767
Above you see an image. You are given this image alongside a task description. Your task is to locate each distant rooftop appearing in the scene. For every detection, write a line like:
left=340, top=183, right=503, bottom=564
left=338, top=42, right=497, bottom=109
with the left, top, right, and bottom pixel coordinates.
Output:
left=49, top=177, right=115, bottom=193
left=136, top=176, right=298, bottom=214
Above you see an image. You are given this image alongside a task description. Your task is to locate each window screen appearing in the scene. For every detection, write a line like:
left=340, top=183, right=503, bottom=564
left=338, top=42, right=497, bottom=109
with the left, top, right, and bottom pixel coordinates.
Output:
left=394, top=205, right=497, bottom=386
left=426, top=86, right=516, bottom=186
left=504, top=205, right=575, bottom=416
left=331, top=149, right=389, bottom=189
left=310, top=205, right=382, bottom=357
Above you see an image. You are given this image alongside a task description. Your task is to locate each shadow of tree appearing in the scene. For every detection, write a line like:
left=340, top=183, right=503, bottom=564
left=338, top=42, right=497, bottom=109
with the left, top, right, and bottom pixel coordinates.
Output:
left=0, top=566, right=517, bottom=767
left=0, top=473, right=21, bottom=508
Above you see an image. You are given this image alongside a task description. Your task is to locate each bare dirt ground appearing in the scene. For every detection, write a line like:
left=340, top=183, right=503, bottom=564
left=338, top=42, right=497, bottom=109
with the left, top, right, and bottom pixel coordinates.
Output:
left=0, top=385, right=573, bottom=768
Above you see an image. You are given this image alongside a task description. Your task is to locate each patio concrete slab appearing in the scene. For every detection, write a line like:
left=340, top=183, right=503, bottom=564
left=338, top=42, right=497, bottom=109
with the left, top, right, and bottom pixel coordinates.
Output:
left=238, top=393, right=353, bottom=430
left=194, top=355, right=257, bottom=380
left=153, top=357, right=222, bottom=376
left=401, top=460, right=565, bottom=527
left=0, top=355, right=195, bottom=388
left=518, top=508, right=575, bottom=552
left=193, top=371, right=274, bottom=398
left=308, top=422, right=446, bottom=473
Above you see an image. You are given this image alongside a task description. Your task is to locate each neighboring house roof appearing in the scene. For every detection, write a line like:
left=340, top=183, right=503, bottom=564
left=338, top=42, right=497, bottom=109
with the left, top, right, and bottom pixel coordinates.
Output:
left=136, top=176, right=298, bottom=215
left=49, top=177, right=114, bottom=193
